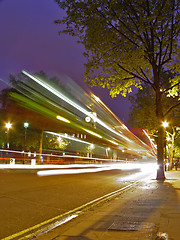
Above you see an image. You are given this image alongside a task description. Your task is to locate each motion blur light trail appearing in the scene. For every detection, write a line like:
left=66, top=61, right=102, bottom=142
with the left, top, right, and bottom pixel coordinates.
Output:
left=37, top=163, right=157, bottom=176
left=56, top=115, right=71, bottom=123
left=22, top=70, right=135, bottom=144
left=37, top=166, right=115, bottom=176
left=8, top=70, right=156, bottom=160
left=0, top=148, right=131, bottom=165
left=10, top=86, right=124, bottom=148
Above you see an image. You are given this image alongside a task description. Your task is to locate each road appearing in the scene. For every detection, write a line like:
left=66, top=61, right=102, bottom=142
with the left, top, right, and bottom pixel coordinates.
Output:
left=0, top=165, right=155, bottom=239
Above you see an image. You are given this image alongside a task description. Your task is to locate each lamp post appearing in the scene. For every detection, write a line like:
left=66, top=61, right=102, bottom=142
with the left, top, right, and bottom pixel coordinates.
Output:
left=23, top=122, right=29, bottom=164
left=5, top=122, right=12, bottom=149
left=24, top=122, right=29, bottom=151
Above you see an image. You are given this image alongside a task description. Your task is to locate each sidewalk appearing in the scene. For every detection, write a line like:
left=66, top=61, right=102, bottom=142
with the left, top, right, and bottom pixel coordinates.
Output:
left=37, top=170, right=180, bottom=240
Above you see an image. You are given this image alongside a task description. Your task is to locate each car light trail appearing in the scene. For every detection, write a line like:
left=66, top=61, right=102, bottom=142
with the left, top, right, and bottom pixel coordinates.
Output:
left=37, top=162, right=157, bottom=176
left=37, top=167, right=112, bottom=176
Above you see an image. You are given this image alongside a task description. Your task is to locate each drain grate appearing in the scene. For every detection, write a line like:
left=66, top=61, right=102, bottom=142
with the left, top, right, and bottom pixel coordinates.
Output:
left=108, top=198, right=159, bottom=232
left=109, top=221, right=155, bottom=232
left=109, top=221, right=140, bottom=231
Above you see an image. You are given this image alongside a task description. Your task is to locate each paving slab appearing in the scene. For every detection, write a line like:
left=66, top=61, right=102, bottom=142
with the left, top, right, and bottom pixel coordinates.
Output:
left=36, top=170, right=180, bottom=240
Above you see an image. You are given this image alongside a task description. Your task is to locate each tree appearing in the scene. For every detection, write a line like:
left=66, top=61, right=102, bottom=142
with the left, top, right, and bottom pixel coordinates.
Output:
left=128, top=81, right=180, bottom=169
left=174, top=135, right=180, bottom=159
left=165, top=126, right=180, bottom=168
left=55, top=0, right=180, bottom=179
left=43, top=134, right=70, bottom=151
left=128, top=71, right=180, bottom=132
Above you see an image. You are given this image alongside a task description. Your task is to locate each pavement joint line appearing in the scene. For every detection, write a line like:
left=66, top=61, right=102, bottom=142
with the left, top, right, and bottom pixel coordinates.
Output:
left=2, top=182, right=136, bottom=240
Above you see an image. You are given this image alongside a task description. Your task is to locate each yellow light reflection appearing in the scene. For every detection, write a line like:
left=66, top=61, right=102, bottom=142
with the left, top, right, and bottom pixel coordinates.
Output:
left=82, top=128, right=102, bottom=138
left=56, top=115, right=70, bottom=123
left=108, top=140, right=119, bottom=145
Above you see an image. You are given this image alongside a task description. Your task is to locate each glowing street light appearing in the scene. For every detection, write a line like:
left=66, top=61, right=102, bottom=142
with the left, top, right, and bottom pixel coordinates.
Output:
left=5, top=122, right=12, bottom=130
left=24, top=122, right=29, bottom=151
left=5, top=122, right=12, bottom=149
left=162, top=121, right=169, bottom=128
left=24, top=122, right=29, bottom=129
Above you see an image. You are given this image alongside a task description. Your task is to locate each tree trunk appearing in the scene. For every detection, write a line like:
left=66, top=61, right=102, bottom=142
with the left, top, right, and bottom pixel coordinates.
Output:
left=169, top=145, right=174, bottom=169
left=156, top=88, right=165, bottom=180
left=156, top=125, right=165, bottom=179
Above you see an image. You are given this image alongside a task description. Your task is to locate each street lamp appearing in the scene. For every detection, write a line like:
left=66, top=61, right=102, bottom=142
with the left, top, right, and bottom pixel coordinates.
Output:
left=5, top=122, right=12, bottom=149
left=22, top=122, right=29, bottom=164
left=24, top=122, right=29, bottom=151
left=162, top=121, right=169, bottom=128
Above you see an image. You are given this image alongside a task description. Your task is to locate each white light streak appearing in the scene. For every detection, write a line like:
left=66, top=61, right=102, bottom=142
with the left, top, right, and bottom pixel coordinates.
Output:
left=108, top=140, right=119, bottom=145
left=82, top=128, right=102, bottom=138
left=37, top=167, right=109, bottom=176
left=22, top=70, right=133, bottom=143
left=37, top=163, right=157, bottom=176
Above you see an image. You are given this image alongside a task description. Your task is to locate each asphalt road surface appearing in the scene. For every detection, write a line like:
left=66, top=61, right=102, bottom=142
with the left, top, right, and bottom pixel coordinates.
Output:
left=0, top=166, right=154, bottom=239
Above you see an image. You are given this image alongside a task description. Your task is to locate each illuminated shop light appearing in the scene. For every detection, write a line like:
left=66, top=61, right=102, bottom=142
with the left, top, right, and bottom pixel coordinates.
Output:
left=45, top=131, right=92, bottom=145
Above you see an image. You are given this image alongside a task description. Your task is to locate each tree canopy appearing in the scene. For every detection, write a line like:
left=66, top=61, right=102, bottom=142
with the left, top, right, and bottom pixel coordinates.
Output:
left=55, top=0, right=180, bottom=96
left=55, top=0, right=180, bottom=179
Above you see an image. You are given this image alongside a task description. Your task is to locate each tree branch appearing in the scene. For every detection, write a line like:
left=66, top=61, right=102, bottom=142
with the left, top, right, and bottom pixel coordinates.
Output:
left=164, top=80, right=180, bottom=93
left=164, top=102, right=180, bottom=117
left=116, top=63, right=153, bottom=87
left=95, top=8, right=140, bottom=48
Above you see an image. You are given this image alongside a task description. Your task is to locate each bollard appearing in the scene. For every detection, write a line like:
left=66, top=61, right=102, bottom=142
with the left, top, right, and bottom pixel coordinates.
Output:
left=10, top=158, right=15, bottom=165
left=31, top=159, right=36, bottom=165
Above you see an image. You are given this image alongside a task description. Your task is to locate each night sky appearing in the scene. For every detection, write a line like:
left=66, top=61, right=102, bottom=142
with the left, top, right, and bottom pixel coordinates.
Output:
left=0, top=0, right=132, bottom=124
